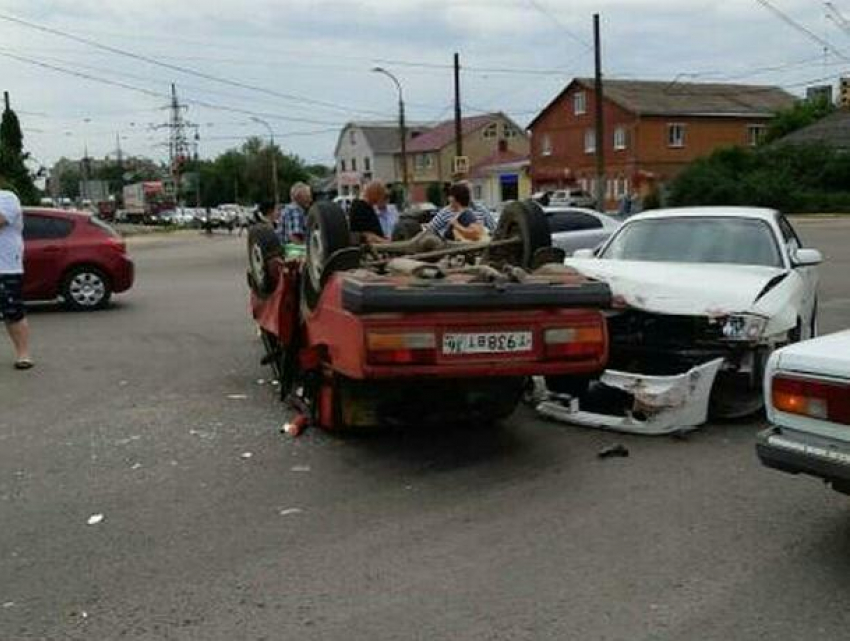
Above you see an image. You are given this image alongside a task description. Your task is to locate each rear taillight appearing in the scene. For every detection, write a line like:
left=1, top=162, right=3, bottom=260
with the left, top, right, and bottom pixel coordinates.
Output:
left=772, top=375, right=850, bottom=425
left=366, top=331, right=437, bottom=365
left=544, top=325, right=605, bottom=360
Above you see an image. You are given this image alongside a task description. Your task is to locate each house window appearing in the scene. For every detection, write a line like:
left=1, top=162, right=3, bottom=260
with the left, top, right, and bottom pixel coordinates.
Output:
left=573, top=92, right=586, bottom=115
left=340, top=159, right=346, bottom=172
left=748, top=124, right=766, bottom=147
left=483, top=123, right=498, bottom=139
left=415, top=154, right=433, bottom=171
left=540, top=133, right=552, bottom=156
left=364, top=157, right=371, bottom=171
left=504, top=124, right=518, bottom=138
left=613, top=126, right=627, bottom=150
left=667, top=123, right=685, bottom=148
left=349, top=129, right=356, bottom=145
left=584, top=129, right=596, bottom=154
left=351, top=157, right=357, bottom=172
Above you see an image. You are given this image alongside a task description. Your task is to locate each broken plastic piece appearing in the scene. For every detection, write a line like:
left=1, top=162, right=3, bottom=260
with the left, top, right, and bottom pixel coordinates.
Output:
left=87, top=514, right=104, bottom=526
left=240, top=452, right=253, bottom=459
left=598, top=443, right=630, bottom=459
left=279, top=508, right=303, bottom=516
left=538, top=358, right=724, bottom=435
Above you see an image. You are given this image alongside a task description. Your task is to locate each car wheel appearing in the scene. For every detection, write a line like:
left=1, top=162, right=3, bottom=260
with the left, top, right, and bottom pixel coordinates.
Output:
left=304, top=202, right=351, bottom=310
left=62, top=266, right=112, bottom=311
left=246, top=224, right=282, bottom=298
left=488, top=200, right=551, bottom=269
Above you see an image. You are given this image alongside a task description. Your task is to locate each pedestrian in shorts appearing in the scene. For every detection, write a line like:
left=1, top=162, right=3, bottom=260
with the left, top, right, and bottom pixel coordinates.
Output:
left=0, top=189, right=32, bottom=369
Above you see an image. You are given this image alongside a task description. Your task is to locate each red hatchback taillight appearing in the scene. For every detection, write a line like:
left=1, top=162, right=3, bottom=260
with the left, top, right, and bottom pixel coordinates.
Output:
left=543, top=325, right=606, bottom=360
left=366, top=331, right=437, bottom=365
left=772, top=375, right=850, bottom=425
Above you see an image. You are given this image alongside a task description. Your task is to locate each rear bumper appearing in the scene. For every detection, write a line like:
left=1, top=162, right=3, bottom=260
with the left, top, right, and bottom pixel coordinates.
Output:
left=756, top=427, right=850, bottom=486
left=112, top=256, right=135, bottom=293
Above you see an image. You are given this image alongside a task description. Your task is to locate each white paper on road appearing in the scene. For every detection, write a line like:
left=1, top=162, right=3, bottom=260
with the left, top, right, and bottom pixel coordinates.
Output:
left=87, top=514, right=104, bottom=526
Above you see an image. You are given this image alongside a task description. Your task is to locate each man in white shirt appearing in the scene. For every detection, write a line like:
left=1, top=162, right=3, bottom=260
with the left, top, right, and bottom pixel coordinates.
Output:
left=0, top=189, right=32, bottom=369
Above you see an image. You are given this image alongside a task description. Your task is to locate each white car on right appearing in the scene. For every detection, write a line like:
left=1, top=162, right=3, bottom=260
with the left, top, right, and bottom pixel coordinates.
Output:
left=756, top=330, right=850, bottom=495
left=549, top=207, right=822, bottom=431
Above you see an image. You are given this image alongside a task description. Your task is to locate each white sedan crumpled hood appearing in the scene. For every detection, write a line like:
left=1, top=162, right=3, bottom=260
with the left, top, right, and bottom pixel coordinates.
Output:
left=564, top=259, right=788, bottom=317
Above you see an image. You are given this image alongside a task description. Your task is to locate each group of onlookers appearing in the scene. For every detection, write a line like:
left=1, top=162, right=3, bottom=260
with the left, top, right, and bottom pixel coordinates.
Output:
left=254, top=179, right=496, bottom=247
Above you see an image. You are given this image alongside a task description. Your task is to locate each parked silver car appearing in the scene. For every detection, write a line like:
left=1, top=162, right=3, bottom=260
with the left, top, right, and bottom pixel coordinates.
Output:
left=544, top=206, right=621, bottom=255
left=549, top=188, right=596, bottom=209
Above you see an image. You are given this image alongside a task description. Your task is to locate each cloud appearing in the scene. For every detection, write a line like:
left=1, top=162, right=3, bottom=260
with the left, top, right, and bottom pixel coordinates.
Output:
left=0, top=0, right=843, bottom=167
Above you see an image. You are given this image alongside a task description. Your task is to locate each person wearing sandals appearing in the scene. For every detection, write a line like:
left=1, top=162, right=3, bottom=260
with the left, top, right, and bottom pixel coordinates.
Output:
left=0, top=189, right=32, bottom=370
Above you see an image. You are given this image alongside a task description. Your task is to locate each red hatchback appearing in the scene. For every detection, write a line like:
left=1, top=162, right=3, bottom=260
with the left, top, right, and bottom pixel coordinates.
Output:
left=22, top=208, right=134, bottom=310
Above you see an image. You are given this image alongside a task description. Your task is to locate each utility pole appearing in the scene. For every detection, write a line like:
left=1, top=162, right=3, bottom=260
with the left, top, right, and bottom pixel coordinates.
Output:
left=3, top=91, right=9, bottom=112
left=152, top=84, right=194, bottom=206
left=593, top=14, right=606, bottom=213
left=453, top=52, right=463, bottom=165
left=250, top=117, right=280, bottom=206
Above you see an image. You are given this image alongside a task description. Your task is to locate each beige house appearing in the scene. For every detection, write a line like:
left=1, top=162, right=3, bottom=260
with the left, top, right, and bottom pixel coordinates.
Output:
left=399, top=113, right=529, bottom=203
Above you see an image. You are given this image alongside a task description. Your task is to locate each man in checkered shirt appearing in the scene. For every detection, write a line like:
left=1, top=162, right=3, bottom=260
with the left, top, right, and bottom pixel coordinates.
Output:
left=279, top=182, right=312, bottom=244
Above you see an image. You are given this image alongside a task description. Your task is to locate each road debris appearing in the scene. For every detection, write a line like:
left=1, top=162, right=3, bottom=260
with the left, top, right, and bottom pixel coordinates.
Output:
left=240, top=452, right=253, bottom=459
left=227, top=394, right=248, bottom=400
left=290, top=464, right=311, bottom=473
left=130, top=463, right=142, bottom=470
left=597, top=444, right=630, bottom=459
left=279, top=508, right=303, bottom=516
left=256, top=379, right=266, bottom=385
left=282, top=414, right=309, bottom=437
left=86, top=514, right=104, bottom=526
left=2, top=601, right=14, bottom=608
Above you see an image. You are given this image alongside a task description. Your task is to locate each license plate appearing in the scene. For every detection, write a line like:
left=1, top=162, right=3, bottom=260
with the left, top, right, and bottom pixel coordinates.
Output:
left=442, top=331, right=533, bottom=355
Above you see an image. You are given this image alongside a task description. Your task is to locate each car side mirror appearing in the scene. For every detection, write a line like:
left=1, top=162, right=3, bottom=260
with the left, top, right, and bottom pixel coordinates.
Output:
left=792, top=248, right=822, bottom=267
left=572, top=248, right=596, bottom=259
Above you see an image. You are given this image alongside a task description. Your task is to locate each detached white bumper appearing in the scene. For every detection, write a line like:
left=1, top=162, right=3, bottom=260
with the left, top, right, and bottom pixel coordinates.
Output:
left=536, top=358, right=724, bottom=435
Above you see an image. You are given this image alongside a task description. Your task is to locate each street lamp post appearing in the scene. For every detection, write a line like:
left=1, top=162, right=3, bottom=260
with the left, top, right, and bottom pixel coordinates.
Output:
left=371, top=67, right=408, bottom=205
left=250, top=116, right=280, bottom=206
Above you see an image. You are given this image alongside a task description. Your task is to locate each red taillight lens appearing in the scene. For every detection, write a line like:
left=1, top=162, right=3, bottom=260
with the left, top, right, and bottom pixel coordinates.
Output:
left=773, top=375, right=850, bottom=425
left=544, top=325, right=605, bottom=360
left=366, top=332, right=437, bottom=365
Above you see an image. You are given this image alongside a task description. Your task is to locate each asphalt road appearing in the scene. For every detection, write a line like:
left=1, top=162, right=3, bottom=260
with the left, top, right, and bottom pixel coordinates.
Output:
left=2, top=220, right=850, bottom=641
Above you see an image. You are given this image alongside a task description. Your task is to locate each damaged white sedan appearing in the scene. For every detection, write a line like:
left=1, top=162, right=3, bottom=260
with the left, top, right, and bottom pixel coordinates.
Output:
left=539, top=207, right=821, bottom=434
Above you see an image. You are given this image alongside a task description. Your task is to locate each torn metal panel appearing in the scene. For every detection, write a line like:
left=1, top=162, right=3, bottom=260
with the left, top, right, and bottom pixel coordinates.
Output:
left=537, top=358, right=724, bottom=435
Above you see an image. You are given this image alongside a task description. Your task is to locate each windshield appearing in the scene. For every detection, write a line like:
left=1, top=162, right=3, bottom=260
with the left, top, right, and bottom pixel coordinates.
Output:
left=601, top=217, right=783, bottom=267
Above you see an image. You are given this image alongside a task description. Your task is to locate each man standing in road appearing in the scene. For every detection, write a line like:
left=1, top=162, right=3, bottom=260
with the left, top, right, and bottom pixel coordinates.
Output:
left=279, top=182, right=312, bottom=244
left=0, top=189, right=32, bottom=370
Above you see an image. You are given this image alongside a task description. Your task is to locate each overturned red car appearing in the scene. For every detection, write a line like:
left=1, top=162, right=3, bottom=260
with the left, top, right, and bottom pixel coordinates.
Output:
left=247, top=200, right=611, bottom=429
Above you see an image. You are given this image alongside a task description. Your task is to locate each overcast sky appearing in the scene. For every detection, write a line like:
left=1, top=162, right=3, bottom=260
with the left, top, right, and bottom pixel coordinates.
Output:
left=1, top=0, right=847, bottom=169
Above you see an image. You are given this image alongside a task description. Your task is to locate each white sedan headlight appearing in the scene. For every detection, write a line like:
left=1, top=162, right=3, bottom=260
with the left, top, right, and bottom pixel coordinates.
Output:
left=721, top=314, right=768, bottom=341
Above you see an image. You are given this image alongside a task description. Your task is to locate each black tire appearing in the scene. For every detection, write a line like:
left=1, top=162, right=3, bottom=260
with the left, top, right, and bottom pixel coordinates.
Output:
left=489, top=200, right=551, bottom=269
left=247, top=224, right=282, bottom=298
left=304, top=202, right=351, bottom=310
left=61, top=266, right=112, bottom=311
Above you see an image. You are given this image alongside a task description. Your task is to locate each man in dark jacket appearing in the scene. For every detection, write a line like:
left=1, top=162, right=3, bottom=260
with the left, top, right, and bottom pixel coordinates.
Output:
left=349, top=180, right=398, bottom=244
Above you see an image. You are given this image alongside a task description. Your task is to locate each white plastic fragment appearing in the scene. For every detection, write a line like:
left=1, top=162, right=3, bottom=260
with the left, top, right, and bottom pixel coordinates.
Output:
left=130, top=463, right=142, bottom=470
left=241, top=452, right=253, bottom=459
left=256, top=379, right=266, bottom=385
left=2, top=601, right=14, bottom=608
left=290, top=465, right=310, bottom=473
left=279, top=508, right=303, bottom=516
left=87, top=514, right=104, bottom=526
left=227, top=394, right=248, bottom=400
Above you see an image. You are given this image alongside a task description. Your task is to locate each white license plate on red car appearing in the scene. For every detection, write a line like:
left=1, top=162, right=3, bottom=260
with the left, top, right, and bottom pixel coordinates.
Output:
left=442, top=331, right=533, bottom=355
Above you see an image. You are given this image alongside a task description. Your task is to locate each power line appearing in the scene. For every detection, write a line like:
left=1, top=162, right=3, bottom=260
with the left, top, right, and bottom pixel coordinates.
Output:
left=524, top=0, right=593, bottom=51
left=0, top=11, right=390, bottom=118
left=0, top=49, right=348, bottom=127
left=754, top=0, right=850, bottom=61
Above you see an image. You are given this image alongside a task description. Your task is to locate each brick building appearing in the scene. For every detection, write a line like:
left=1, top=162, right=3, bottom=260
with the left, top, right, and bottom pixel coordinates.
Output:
left=400, top=113, right=529, bottom=203
left=528, top=78, right=796, bottom=209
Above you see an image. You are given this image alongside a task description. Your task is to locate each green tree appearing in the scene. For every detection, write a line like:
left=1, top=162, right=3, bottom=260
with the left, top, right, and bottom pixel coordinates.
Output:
left=763, top=96, right=836, bottom=144
left=0, top=92, right=38, bottom=204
